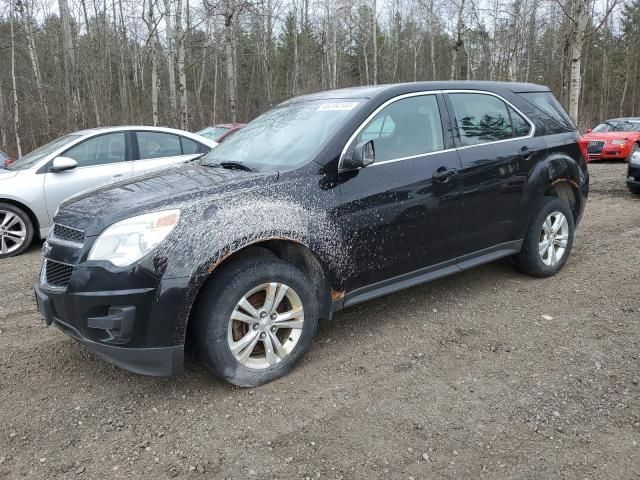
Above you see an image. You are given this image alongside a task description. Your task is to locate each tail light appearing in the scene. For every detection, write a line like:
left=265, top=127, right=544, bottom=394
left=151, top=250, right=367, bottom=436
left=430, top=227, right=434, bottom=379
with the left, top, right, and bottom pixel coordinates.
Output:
left=3, top=158, right=13, bottom=167
left=578, top=136, right=589, bottom=164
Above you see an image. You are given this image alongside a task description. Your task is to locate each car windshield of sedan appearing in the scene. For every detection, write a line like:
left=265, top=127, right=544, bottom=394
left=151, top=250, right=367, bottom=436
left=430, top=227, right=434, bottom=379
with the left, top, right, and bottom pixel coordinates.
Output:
left=202, top=99, right=362, bottom=171
left=196, top=126, right=230, bottom=142
left=592, top=120, right=640, bottom=133
left=6, top=134, right=83, bottom=171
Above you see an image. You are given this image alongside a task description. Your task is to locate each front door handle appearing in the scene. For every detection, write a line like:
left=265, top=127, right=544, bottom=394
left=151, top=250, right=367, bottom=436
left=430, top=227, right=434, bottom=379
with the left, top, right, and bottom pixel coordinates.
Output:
left=433, top=167, right=458, bottom=183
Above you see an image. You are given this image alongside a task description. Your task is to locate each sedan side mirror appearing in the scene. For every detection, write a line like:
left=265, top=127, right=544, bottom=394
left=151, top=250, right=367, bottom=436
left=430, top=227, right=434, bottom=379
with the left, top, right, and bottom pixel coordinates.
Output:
left=586, top=128, right=592, bottom=133
left=51, top=157, right=78, bottom=172
left=342, top=140, right=375, bottom=170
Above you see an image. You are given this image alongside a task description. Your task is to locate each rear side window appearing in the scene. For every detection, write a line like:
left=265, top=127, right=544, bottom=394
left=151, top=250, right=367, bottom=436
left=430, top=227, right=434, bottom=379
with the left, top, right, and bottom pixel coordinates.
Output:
left=356, top=95, right=444, bottom=162
left=509, top=107, right=531, bottom=137
left=137, top=132, right=182, bottom=160
left=517, top=92, right=575, bottom=131
left=448, top=93, right=516, bottom=146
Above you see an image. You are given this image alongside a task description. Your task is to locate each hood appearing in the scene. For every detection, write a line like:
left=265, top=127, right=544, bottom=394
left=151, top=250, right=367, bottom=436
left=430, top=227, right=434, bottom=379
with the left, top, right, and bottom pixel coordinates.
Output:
left=583, top=131, right=636, bottom=141
left=56, top=163, right=279, bottom=235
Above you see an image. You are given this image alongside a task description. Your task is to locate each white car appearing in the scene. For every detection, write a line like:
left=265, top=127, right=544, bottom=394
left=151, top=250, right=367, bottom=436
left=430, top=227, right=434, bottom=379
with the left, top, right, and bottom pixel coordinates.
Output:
left=0, top=126, right=217, bottom=258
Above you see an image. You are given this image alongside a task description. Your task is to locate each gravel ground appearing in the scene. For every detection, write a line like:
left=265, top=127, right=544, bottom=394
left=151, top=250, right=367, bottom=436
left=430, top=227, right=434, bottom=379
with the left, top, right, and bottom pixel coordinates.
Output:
left=1, top=163, right=639, bottom=480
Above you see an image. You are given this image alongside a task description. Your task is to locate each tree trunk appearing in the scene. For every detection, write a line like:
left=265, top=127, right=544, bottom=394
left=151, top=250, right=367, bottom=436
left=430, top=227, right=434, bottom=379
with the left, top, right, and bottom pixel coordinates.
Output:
left=10, top=3, right=22, bottom=157
left=450, top=0, right=465, bottom=80
left=147, top=0, right=160, bottom=126
left=568, top=4, right=589, bottom=123
left=176, top=0, right=188, bottom=129
left=224, top=7, right=237, bottom=123
left=372, top=0, right=377, bottom=85
left=0, top=84, right=8, bottom=151
left=58, top=0, right=78, bottom=128
left=163, top=0, right=178, bottom=122
left=20, top=7, right=51, bottom=132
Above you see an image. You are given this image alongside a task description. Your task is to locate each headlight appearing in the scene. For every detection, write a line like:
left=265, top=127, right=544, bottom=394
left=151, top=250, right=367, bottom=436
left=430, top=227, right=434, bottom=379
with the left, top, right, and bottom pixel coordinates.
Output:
left=610, top=139, right=627, bottom=145
left=631, top=152, right=640, bottom=165
left=88, top=209, right=180, bottom=267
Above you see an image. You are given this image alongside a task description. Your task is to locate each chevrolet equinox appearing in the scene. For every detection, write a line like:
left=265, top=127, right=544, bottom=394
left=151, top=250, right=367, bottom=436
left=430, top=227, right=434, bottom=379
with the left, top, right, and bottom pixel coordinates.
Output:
left=35, top=82, right=589, bottom=387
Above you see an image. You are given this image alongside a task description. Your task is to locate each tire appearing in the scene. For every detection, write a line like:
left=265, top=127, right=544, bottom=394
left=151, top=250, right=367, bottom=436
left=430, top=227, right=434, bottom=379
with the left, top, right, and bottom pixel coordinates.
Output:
left=0, top=202, right=34, bottom=258
left=627, top=143, right=640, bottom=163
left=514, top=197, right=575, bottom=278
left=193, top=256, right=319, bottom=387
left=628, top=183, right=640, bottom=195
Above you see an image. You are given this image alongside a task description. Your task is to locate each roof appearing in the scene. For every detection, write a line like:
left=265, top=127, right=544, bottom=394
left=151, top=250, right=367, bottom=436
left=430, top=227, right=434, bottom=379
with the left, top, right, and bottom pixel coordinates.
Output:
left=68, top=125, right=218, bottom=147
left=287, top=81, right=550, bottom=103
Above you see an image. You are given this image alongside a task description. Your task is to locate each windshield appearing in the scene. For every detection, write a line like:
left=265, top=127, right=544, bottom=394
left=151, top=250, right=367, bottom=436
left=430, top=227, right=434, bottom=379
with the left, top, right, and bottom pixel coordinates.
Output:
left=196, top=126, right=230, bottom=141
left=202, top=99, right=361, bottom=171
left=592, top=120, right=640, bottom=133
left=6, top=134, right=83, bottom=171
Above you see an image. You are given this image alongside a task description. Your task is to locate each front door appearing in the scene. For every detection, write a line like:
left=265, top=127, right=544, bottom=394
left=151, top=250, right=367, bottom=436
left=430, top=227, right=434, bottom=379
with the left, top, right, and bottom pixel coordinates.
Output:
left=43, top=132, right=133, bottom=222
left=336, top=92, right=464, bottom=292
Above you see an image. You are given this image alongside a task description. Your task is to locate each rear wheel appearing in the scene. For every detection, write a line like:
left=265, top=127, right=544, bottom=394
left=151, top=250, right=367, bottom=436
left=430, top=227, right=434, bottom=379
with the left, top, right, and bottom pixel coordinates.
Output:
left=193, top=256, right=319, bottom=387
left=0, top=203, right=33, bottom=258
left=514, top=197, right=575, bottom=277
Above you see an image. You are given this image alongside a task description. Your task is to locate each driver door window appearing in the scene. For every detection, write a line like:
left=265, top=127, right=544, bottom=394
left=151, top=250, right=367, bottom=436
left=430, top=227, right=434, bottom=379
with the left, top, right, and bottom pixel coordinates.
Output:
left=63, top=133, right=127, bottom=167
left=356, top=95, right=445, bottom=162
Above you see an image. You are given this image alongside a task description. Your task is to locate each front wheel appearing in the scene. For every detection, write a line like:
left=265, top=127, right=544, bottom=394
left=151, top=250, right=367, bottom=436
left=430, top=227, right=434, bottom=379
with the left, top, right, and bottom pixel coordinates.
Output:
left=628, top=183, right=640, bottom=195
left=514, top=197, right=575, bottom=277
left=193, top=256, right=319, bottom=387
left=0, top=203, right=34, bottom=258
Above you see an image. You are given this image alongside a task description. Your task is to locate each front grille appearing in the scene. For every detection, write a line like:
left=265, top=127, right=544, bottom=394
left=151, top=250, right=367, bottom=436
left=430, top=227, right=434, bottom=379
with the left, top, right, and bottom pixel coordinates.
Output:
left=52, top=224, right=85, bottom=244
left=44, top=260, right=73, bottom=288
left=587, top=141, right=605, bottom=154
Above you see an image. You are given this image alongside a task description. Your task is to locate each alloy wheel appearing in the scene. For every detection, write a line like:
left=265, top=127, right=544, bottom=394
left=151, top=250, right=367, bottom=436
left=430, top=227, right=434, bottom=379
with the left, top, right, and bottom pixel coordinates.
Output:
left=227, top=282, right=304, bottom=369
left=0, top=210, right=27, bottom=255
left=538, top=211, right=569, bottom=266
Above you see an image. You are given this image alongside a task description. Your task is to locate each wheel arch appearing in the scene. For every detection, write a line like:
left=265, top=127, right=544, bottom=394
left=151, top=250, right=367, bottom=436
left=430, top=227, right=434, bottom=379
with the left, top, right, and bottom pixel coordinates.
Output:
left=183, top=237, right=337, bottom=348
left=0, top=197, right=41, bottom=238
left=524, top=151, right=587, bottom=225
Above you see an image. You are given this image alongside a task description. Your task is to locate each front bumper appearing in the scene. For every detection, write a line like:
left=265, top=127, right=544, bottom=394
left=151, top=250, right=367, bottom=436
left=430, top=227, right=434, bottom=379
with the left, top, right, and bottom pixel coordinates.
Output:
left=34, top=254, right=192, bottom=376
left=588, top=144, right=631, bottom=161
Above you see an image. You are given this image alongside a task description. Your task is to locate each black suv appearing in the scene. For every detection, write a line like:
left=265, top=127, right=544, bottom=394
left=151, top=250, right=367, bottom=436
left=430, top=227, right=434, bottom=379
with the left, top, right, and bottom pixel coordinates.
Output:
left=35, top=82, right=589, bottom=386
left=628, top=151, right=640, bottom=194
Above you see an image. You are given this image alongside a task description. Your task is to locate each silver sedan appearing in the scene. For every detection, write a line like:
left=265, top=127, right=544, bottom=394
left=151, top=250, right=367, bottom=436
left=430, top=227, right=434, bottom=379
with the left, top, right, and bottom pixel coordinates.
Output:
left=0, top=126, right=217, bottom=258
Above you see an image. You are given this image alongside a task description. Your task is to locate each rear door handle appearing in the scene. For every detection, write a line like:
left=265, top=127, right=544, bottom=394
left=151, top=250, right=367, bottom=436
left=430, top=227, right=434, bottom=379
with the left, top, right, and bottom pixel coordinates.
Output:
left=433, top=167, right=458, bottom=183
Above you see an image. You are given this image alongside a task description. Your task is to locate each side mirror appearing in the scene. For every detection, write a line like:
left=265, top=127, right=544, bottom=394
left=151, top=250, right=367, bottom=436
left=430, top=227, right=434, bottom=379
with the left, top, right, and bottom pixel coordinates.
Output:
left=586, top=128, right=592, bottom=133
left=51, top=157, right=78, bottom=172
left=342, top=140, right=375, bottom=170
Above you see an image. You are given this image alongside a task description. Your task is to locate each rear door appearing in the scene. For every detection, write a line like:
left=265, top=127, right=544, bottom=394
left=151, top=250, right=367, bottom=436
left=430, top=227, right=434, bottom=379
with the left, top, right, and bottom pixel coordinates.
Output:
left=43, top=131, right=133, bottom=220
left=337, top=92, right=465, bottom=290
left=132, top=131, right=208, bottom=173
left=444, top=91, right=546, bottom=255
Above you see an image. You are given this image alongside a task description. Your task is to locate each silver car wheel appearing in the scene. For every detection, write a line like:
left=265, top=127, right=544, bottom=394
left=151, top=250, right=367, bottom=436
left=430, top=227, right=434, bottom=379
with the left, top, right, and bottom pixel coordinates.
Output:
left=0, top=210, right=27, bottom=255
left=539, top=211, right=569, bottom=266
left=227, top=282, right=304, bottom=370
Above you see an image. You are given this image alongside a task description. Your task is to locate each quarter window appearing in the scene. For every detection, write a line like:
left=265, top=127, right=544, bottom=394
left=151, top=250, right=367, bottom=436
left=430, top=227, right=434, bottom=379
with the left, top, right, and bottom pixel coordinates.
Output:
left=449, top=93, right=527, bottom=146
left=356, top=95, right=444, bottom=162
left=63, top=133, right=127, bottom=167
left=137, top=132, right=182, bottom=160
left=509, top=106, right=532, bottom=137
left=180, top=137, right=202, bottom=155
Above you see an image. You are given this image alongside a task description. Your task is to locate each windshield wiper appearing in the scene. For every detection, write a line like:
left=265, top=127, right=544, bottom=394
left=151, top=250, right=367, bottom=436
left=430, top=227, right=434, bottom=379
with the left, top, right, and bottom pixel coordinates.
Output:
left=217, top=161, right=254, bottom=172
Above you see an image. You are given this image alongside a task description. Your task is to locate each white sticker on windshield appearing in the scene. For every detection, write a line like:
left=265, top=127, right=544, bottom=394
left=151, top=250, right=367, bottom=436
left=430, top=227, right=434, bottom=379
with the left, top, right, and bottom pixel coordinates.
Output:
left=317, top=102, right=359, bottom=111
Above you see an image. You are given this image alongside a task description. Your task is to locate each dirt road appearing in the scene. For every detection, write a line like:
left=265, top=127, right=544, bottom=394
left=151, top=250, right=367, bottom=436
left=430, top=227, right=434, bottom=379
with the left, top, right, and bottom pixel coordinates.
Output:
left=1, top=163, right=639, bottom=479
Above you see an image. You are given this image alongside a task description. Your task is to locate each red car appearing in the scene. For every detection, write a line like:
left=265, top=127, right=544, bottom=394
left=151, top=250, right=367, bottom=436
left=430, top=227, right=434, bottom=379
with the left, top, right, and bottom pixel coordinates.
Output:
left=195, top=123, right=245, bottom=143
left=582, top=118, right=640, bottom=162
